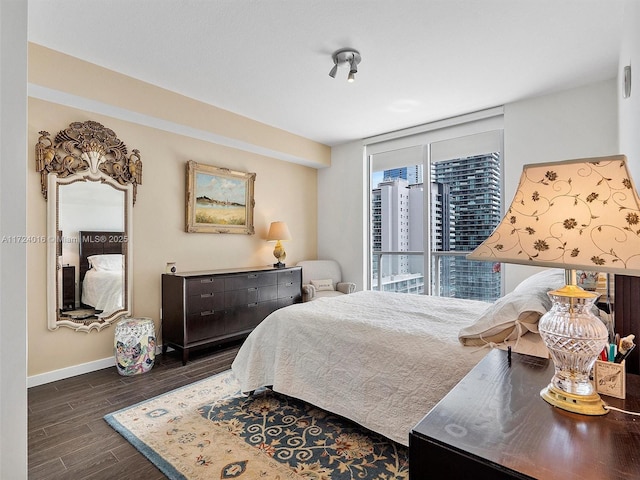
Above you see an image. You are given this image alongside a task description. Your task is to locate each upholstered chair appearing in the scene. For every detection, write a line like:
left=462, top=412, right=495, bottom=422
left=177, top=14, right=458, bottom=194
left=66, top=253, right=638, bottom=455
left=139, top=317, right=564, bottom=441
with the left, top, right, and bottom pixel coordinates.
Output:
left=296, top=259, right=356, bottom=302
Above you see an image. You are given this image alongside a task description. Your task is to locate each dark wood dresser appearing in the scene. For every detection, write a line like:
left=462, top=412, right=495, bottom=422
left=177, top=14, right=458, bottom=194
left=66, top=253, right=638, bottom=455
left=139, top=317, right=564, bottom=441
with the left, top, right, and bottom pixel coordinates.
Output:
left=409, top=348, right=640, bottom=480
left=162, top=266, right=302, bottom=364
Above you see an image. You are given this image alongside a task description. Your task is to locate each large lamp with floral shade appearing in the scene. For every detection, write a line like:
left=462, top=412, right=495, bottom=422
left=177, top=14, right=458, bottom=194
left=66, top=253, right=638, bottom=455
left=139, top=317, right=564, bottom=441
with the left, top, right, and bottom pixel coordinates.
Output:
left=468, top=155, right=640, bottom=415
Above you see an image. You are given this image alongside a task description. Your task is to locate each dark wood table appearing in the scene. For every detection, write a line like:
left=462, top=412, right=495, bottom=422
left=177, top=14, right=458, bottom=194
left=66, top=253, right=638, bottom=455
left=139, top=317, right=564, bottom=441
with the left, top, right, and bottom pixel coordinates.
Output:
left=410, top=348, right=640, bottom=479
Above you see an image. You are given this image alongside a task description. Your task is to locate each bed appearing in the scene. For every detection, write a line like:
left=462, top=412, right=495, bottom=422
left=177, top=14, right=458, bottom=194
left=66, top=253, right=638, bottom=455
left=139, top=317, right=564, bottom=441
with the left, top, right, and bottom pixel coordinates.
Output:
left=82, top=261, right=124, bottom=316
left=232, top=269, right=565, bottom=446
left=79, top=230, right=126, bottom=318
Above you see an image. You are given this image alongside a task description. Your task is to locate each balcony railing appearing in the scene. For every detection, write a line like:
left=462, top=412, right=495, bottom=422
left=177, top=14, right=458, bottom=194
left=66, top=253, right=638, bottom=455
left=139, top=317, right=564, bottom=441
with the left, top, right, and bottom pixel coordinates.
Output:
left=372, top=251, right=424, bottom=294
left=372, top=250, right=501, bottom=301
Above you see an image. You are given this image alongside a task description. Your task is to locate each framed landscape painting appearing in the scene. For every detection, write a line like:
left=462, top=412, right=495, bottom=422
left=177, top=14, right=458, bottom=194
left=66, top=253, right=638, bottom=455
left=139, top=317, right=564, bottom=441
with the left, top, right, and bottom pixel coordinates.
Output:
left=186, top=160, right=255, bottom=234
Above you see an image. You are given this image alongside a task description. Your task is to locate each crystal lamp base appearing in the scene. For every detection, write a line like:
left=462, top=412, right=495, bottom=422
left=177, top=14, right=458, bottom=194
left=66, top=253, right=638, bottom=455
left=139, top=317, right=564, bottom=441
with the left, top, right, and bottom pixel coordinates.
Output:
left=538, top=284, right=609, bottom=415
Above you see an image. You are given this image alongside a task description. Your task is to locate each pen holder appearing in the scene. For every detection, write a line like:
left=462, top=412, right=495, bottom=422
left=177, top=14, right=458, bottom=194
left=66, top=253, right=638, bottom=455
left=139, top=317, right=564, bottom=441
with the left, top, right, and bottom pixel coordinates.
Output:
left=594, top=360, right=626, bottom=399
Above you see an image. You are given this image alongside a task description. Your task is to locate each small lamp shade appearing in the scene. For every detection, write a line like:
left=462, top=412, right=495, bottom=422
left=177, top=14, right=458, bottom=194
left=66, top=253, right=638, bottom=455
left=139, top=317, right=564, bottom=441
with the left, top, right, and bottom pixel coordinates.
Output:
left=266, top=221, right=292, bottom=241
left=267, top=221, right=291, bottom=268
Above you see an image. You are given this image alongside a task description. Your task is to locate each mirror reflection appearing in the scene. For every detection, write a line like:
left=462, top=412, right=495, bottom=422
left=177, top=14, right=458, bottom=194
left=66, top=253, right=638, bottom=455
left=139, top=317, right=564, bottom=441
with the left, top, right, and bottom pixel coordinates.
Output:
left=57, top=181, right=126, bottom=322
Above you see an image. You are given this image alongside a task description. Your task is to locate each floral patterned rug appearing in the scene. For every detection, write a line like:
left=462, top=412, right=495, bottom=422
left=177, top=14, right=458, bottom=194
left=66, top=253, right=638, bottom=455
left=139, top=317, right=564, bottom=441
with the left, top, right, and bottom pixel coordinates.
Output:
left=104, top=370, right=409, bottom=479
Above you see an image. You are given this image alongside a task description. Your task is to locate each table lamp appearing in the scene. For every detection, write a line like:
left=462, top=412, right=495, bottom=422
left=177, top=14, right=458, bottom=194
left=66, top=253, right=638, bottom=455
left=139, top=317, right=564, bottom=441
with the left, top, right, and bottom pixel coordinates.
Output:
left=267, top=221, right=291, bottom=268
left=468, top=155, right=640, bottom=415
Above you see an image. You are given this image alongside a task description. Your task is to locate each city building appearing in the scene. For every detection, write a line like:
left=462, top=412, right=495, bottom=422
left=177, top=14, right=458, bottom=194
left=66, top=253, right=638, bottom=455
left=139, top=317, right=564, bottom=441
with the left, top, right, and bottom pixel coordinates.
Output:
left=432, top=153, right=502, bottom=301
left=383, top=165, right=423, bottom=185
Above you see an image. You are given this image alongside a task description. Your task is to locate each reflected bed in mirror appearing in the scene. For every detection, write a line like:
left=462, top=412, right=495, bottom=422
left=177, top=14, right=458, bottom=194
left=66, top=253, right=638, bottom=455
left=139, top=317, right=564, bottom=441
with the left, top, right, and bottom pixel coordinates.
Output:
left=36, top=121, right=142, bottom=332
left=59, top=230, right=126, bottom=322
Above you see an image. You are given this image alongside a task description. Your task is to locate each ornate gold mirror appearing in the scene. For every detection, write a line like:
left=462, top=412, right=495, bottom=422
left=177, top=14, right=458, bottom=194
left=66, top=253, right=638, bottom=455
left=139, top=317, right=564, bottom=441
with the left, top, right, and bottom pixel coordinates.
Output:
left=36, top=121, right=142, bottom=331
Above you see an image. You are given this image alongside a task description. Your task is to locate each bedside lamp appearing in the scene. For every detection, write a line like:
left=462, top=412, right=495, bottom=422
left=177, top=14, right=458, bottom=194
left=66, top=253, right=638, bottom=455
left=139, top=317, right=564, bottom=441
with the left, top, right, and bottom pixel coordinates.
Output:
left=267, top=221, right=292, bottom=268
left=468, top=155, right=640, bottom=415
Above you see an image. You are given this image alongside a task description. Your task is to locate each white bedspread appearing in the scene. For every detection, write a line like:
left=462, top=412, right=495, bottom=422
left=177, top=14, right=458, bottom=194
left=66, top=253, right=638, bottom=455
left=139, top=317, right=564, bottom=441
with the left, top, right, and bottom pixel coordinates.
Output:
left=232, top=290, right=491, bottom=446
left=82, top=269, right=123, bottom=318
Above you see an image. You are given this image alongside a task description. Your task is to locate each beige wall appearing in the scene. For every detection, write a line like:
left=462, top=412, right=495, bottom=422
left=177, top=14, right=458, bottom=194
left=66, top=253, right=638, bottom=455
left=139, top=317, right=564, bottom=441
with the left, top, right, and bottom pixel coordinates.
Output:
left=27, top=44, right=327, bottom=378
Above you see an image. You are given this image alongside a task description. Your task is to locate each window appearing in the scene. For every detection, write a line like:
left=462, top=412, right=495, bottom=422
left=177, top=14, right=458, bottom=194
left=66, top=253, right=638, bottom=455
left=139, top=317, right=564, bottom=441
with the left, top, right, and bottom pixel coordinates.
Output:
left=366, top=110, right=503, bottom=301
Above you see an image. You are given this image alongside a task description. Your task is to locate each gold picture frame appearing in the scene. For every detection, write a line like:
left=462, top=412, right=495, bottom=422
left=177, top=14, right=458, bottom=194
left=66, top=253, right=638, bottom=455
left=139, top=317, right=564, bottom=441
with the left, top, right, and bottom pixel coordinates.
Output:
left=186, top=160, right=255, bottom=234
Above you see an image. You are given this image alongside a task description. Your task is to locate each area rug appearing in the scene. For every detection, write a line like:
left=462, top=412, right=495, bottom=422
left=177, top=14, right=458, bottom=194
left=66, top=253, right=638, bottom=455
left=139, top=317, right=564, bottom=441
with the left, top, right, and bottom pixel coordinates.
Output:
left=104, top=370, right=409, bottom=479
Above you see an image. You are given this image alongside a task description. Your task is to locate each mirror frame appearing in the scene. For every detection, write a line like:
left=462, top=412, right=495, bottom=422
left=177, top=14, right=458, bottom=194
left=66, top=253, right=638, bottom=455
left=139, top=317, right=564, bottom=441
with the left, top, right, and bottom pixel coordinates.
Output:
left=36, top=121, right=142, bottom=332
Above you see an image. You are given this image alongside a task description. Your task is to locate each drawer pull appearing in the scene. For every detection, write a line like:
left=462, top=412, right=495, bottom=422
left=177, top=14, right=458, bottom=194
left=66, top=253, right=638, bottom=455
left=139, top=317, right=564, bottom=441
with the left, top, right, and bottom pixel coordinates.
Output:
left=248, top=287, right=257, bottom=292
left=248, top=274, right=258, bottom=279
left=200, top=278, right=214, bottom=284
left=248, top=302, right=258, bottom=308
left=200, top=293, right=214, bottom=298
left=285, top=282, right=293, bottom=286
left=200, top=310, right=214, bottom=316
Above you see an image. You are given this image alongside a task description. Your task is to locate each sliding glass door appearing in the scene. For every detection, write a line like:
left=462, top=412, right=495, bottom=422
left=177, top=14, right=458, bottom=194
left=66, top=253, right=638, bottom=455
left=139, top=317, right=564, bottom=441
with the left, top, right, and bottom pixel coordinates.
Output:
left=368, top=123, right=504, bottom=301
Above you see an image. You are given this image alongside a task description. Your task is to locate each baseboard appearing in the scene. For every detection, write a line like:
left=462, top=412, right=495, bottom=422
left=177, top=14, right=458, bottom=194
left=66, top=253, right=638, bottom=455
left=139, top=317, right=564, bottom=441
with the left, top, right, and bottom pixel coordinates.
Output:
left=27, top=356, right=116, bottom=388
left=27, top=346, right=170, bottom=388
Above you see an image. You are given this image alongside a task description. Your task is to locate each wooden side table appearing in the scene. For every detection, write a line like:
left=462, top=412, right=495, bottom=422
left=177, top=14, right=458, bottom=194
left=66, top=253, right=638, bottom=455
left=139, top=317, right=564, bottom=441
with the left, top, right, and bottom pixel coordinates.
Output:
left=410, top=348, right=640, bottom=480
left=61, top=265, right=75, bottom=311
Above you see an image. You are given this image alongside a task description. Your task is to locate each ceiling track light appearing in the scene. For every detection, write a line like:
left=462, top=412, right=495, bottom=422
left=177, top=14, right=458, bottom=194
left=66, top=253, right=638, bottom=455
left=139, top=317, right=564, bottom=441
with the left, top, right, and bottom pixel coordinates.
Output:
left=328, top=48, right=361, bottom=82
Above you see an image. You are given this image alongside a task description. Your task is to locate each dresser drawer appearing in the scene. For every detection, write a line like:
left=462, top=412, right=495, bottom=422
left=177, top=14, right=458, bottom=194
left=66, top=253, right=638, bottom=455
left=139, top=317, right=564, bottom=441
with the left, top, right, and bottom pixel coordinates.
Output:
left=187, top=276, right=225, bottom=296
left=225, top=271, right=277, bottom=290
left=187, top=291, right=224, bottom=315
left=225, top=287, right=259, bottom=307
left=258, top=285, right=278, bottom=302
left=226, top=300, right=277, bottom=333
left=278, top=296, right=297, bottom=308
left=186, top=311, right=225, bottom=343
left=277, top=269, right=300, bottom=284
left=278, top=281, right=300, bottom=299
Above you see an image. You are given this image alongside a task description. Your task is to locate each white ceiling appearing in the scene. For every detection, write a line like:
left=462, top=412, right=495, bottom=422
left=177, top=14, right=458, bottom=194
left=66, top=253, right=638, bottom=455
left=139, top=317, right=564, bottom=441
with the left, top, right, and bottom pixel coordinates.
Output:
left=27, top=0, right=625, bottom=147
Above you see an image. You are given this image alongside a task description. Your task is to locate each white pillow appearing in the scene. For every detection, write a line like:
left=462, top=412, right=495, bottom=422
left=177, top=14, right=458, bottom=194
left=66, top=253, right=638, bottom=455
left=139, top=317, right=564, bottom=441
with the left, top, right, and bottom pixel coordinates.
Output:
left=310, top=278, right=334, bottom=291
left=88, top=254, right=123, bottom=271
left=513, top=268, right=566, bottom=297
left=459, top=268, right=566, bottom=347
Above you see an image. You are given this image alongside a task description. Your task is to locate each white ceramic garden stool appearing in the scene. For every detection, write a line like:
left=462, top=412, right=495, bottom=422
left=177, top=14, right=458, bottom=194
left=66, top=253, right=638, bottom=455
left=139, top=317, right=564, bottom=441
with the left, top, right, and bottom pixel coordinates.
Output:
left=114, top=317, right=156, bottom=376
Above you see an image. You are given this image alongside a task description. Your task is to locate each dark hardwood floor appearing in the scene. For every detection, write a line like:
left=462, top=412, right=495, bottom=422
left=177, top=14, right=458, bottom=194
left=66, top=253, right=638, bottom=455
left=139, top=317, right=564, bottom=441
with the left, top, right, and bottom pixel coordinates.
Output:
left=28, top=341, right=242, bottom=480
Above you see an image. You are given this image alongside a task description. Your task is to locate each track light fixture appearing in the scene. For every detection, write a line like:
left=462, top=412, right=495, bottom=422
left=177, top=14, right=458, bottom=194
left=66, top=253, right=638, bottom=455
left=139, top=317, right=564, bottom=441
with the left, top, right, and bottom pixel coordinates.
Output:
left=328, top=48, right=361, bottom=82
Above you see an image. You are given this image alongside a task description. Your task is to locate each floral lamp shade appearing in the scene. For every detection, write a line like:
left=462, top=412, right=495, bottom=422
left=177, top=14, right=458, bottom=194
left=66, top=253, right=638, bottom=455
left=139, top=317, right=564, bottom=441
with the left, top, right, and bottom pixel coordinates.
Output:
left=467, top=155, right=640, bottom=277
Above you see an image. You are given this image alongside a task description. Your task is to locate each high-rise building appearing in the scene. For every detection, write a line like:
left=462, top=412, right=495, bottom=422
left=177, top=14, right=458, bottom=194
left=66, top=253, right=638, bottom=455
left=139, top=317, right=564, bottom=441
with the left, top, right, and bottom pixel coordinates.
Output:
left=432, top=153, right=502, bottom=300
left=383, top=165, right=423, bottom=185
left=371, top=179, right=424, bottom=294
